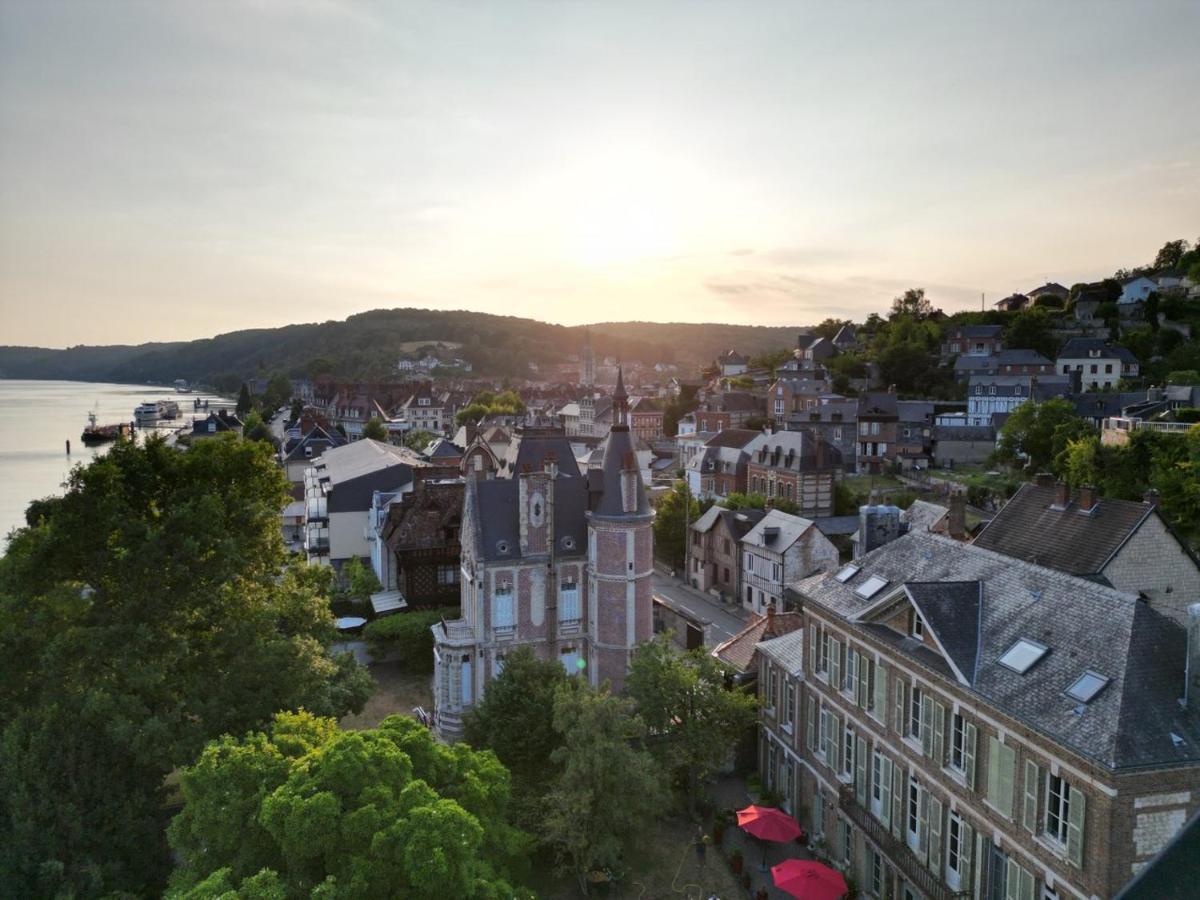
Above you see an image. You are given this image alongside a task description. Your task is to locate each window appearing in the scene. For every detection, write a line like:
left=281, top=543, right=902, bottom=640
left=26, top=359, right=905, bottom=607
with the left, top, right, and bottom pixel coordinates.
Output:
left=437, top=564, right=459, bottom=585
left=560, top=646, right=582, bottom=676
left=854, top=575, right=889, bottom=600
left=460, top=655, right=472, bottom=705
left=907, top=778, right=922, bottom=851
left=782, top=681, right=795, bottom=731
left=1105, top=364, right=1113, bottom=374
left=835, top=563, right=861, bottom=583
left=946, top=812, right=965, bottom=889
left=840, top=819, right=853, bottom=867
left=766, top=665, right=777, bottom=710
left=950, top=712, right=966, bottom=771
left=1045, top=773, right=1071, bottom=846
left=909, top=685, right=923, bottom=739
left=911, top=611, right=924, bottom=639
left=723, top=538, right=731, bottom=554
left=559, top=581, right=581, bottom=624
left=812, top=788, right=825, bottom=838
left=871, top=421, right=880, bottom=436
left=841, top=724, right=855, bottom=780
left=999, top=638, right=1048, bottom=674
left=723, top=567, right=730, bottom=583
left=493, top=585, right=515, bottom=632
left=1090, top=364, right=1097, bottom=374
left=1065, top=671, right=1109, bottom=703
left=871, top=751, right=885, bottom=816
left=987, top=737, right=1016, bottom=818
left=859, top=421, right=869, bottom=436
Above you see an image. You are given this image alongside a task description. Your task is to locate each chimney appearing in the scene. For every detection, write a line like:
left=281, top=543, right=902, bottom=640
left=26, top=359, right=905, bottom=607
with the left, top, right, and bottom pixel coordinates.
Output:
left=1035, top=472, right=1055, bottom=488
left=858, top=504, right=902, bottom=554
left=1144, top=488, right=1160, bottom=508
left=1186, top=603, right=1200, bottom=710
left=1078, top=484, right=1097, bottom=513
left=948, top=493, right=966, bottom=540
left=1053, top=481, right=1069, bottom=509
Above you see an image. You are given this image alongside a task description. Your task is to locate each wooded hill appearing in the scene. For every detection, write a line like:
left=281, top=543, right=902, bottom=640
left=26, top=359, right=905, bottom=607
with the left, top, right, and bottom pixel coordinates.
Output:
left=0, top=308, right=803, bottom=385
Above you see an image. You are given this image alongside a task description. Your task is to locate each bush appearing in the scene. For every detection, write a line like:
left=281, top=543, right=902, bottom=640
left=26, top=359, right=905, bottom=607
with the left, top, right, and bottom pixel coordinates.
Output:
left=1175, top=408, right=1200, bottom=424
left=363, top=607, right=457, bottom=671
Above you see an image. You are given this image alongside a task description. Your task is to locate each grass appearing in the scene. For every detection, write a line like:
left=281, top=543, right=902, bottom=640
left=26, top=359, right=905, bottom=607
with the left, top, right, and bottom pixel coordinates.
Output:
left=339, top=662, right=434, bottom=730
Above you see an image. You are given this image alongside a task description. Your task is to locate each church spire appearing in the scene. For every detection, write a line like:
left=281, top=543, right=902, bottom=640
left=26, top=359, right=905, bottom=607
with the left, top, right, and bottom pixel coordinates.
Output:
left=613, top=365, right=628, bottom=429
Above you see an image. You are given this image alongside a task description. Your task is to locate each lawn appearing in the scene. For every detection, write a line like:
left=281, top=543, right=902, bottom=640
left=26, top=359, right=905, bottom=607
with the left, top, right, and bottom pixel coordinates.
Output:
left=339, top=662, right=434, bottom=730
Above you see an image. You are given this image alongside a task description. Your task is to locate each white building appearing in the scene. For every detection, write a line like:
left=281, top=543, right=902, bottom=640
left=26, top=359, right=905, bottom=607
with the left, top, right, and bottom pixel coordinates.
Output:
left=739, top=509, right=838, bottom=616
left=1056, top=338, right=1139, bottom=390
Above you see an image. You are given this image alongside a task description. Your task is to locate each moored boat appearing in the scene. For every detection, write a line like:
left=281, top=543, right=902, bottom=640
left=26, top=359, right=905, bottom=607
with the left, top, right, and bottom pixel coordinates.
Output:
left=81, top=411, right=130, bottom=445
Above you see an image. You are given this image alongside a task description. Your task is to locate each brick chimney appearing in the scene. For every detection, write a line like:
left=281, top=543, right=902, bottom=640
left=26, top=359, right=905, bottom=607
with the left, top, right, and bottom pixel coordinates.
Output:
left=947, top=492, right=966, bottom=540
left=1053, top=481, right=1070, bottom=509
left=1035, top=472, right=1055, bottom=488
left=1078, top=484, right=1097, bottom=513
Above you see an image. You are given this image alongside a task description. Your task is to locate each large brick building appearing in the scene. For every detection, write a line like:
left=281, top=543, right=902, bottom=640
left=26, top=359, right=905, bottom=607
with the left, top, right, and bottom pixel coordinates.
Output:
left=759, top=528, right=1200, bottom=900
left=431, top=372, right=654, bottom=741
left=745, top=429, right=842, bottom=517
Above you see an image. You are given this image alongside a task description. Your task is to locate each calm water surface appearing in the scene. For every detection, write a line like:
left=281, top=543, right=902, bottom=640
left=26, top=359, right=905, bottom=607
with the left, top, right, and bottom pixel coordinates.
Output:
left=0, top=380, right=233, bottom=551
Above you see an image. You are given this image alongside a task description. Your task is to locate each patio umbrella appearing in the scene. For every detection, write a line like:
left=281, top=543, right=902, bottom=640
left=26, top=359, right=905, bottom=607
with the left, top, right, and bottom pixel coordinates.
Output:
left=771, top=859, right=848, bottom=900
left=736, top=805, right=802, bottom=869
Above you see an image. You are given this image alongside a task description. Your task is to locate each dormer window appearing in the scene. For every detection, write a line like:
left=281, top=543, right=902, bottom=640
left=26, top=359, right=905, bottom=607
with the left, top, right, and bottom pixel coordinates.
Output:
left=911, top=612, right=924, bottom=639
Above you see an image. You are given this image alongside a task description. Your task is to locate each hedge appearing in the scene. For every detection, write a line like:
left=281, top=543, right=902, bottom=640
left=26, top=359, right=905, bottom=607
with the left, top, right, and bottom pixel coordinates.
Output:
left=363, top=607, right=458, bottom=672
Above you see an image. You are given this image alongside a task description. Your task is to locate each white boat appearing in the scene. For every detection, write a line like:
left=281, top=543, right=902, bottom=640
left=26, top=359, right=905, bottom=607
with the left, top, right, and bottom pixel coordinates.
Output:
left=174, top=379, right=191, bottom=393
left=135, top=399, right=180, bottom=423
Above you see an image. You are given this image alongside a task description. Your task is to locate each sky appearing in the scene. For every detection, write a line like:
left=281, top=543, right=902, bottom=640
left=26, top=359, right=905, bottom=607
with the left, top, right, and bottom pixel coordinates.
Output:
left=1, top=1, right=1198, bottom=348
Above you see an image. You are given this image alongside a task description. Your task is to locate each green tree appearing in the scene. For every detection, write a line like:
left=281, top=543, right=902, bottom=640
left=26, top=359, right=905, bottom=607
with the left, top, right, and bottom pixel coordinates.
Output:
left=653, top=480, right=710, bottom=570
left=341, top=556, right=382, bottom=604
left=167, top=711, right=533, bottom=899
left=261, top=374, right=293, bottom=413
left=403, top=428, right=436, bottom=452
left=720, top=492, right=767, bottom=510
left=0, top=438, right=372, bottom=897
left=889, top=287, right=935, bottom=320
left=1154, top=239, right=1191, bottom=271
left=242, top=410, right=277, bottom=446
left=1145, top=292, right=1160, bottom=332
left=539, top=686, right=666, bottom=892
left=362, top=416, right=388, bottom=441
left=237, top=382, right=253, bottom=417
left=1003, top=308, right=1059, bottom=358
left=995, top=399, right=1094, bottom=474
left=288, top=399, right=304, bottom=423
left=749, top=348, right=792, bottom=374
left=1168, top=370, right=1200, bottom=385
left=626, top=637, right=757, bottom=813
left=813, top=317, right=853, bottom=340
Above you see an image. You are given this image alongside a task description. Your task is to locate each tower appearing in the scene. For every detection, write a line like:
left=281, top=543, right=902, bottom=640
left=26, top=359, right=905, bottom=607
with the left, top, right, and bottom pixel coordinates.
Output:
left=581, top=328, right=596, bottom=388
left=585, top=367, right=653, bottom=691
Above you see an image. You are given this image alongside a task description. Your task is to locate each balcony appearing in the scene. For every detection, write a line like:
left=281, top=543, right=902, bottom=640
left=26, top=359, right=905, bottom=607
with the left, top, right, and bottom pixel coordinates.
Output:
left=837, top=786, right=969, bottom=900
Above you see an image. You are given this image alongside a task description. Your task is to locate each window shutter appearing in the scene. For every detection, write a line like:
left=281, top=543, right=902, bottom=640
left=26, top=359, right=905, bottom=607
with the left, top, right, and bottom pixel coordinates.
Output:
left=1067, top=784, right=1086, bottom=867
left=998, top=744, right=1015, bottom=819
left=895, top=679, right=908, bottom=734
left=964, top=722, right=978, bottom=791
left=846, top=647, right=857, bottom=695
left=879, top=756, right=892, bottom=828
left=1019, top=865, right=1035, bottom=900
left=855, top=735, right=868, bottom=806
left=931, top=701, right=946, bottom=765
left=874, top=661, right=888, bottom=717
left=928, top=795, right=943, bottom=874
left=1022, top=760, right=1041, bottom=834
left=986, top=736, right=1001, bottom=808
left=809, top=624, right=818, bottom=675
left=830, top=714, right=841, bottom=773
left=857, top=653, right=869, bottom=707
left=960, top=821, right=975, bottom=888
left=891, top=762, right=904, bottom=839
left=920, top=693, right=933, bottom=756
left=830, top=639, right=841, bottom=689
left=918, top=788, right=929, bottom=856
left=1004, top=859, right=1020, bottom=900
left=806, top=694, right=817, bottom=751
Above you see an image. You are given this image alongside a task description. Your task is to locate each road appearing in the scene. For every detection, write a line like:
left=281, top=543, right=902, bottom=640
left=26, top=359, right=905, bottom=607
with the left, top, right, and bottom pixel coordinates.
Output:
left=651, top=571, right=749, bottom=644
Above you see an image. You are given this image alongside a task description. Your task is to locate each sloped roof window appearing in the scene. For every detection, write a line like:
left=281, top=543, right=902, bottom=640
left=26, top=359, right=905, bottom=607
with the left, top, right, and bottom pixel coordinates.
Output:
left=999, top=638, right=1048, bottom=674
left=1065, top=670, right=1109, bottom=703
left=854, top=575, right=888, bottom=600
left=834, top=564, right=861, bottom=583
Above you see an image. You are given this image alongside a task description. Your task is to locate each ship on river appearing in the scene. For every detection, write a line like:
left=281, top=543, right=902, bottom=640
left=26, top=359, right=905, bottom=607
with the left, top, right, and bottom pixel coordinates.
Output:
left=81, top=411, right=131, bottom=445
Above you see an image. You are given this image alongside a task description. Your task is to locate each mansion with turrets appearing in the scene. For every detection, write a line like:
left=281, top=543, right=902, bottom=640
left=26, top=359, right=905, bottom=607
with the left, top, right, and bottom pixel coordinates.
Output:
left=431, top=371, right=653, bottom=741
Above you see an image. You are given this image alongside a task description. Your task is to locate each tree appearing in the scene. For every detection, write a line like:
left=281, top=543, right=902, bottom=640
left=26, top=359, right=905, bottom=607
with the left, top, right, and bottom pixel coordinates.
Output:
left=539, top=686, right=665, bottom=892
left=167, top=711, right=533, bottom=899
left=341, top=556, right=382, bottom=604
left=626, top=637, right=757, bottom=813
left=1154, top=239, right=1191, bottom=271
left=876, top=340, right=935, bottom=394
left=362, top=416, right=388, bottom=441
left=662, top=384, right=699, bottom=437
left=242, top=410, right=276, bottom=447
left=995, top=399, right=1093, bottom=474
left=260, top=374, right=293, bottom=413
left=288, top=398, right=304, bottom=423
left=1003, top=308, right=1059, bottom=359
left=237, top=382, right=253, bottom=417
left=652, top=480, right=710, bottom=570
left=749, top=348, right=792, bottom=374
left=1145, top=292, right=1161, bottom=332
left=403, top=428, right=436, bottom=452
left=1168, top=370, right=1200, bottom=385
left=720, top=492, right=767, bottom=510
left=889, top=288, right=935, bottom=321
left=813, top=317, right=853, bottom=340
left=0, top=438, right=373, bottom=897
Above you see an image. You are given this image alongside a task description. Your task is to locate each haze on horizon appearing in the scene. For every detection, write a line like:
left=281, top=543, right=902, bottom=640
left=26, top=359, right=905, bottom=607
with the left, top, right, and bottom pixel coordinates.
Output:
left=1, top=1, right=1198, bottom=349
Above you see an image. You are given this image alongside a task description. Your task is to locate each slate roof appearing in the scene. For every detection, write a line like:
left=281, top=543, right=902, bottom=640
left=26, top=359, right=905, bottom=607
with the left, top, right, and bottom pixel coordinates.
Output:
left=832, top=325, right=857, bottom=346
left=744, top=429, right=843, bottom=471
left=790, top=530, right=1200, bottom=770
left=953, top=355, right=998, bottom=373
left=810, top=515, right=861, bottom=536
left=994, top=348, right=1052, bottom=366
left=705, top=429, right=761, bottom=449
left=469, top=475, right=589, bottom=562
left=496, top=427, right=581, bottom=479
left=757, top=627, right=808, bottom=677
left=904, top=581, right=981, bottom=683
left=948, top=324, right=1003, bottom=338
left=1058, top=337, right=1137, bottom=363
left=1027, top=282, right=1069, bottom=298
left=589, top=423, right=651, bottom=518
left=972, top=482, right=1154, bottom=575
left=712, top=611, right=803, bottom=674
left=896, top=400, right=935, bottom=423
left=902, top=500, right=949, bottom=533
left=859, top=392, right=898, bottom=417
left=741, top=509, right=817, bottom=553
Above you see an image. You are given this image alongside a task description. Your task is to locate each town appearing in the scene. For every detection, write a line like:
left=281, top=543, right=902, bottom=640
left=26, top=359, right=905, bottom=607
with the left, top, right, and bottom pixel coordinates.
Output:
left=6, top=242, right=1198, bottom=898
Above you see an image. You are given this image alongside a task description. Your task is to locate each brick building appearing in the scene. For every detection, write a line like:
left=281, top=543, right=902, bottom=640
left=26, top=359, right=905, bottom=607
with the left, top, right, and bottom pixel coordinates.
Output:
left=695, top=390, right=764, bottom=432
left=758, top=529, right=1200, bottom=900
left=858, top=392, right=899, bottom=474
left=942, top=324, right=1003, bottom=361
left=745, top=429, right=842, bottom=517
left=685, top=428, right=759, bottom=500
left=628, top=396, right=664, bottom=443
left=431, top=372, right=654, bottom=741
left=780, top=399, right=858, bottom=471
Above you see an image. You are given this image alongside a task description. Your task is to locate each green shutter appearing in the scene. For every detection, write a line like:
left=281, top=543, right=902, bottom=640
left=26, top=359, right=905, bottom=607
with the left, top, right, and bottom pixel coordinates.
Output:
left=1019, top=865, right=1035, bottom=900
left=806, top=693, right=816, bottom=751
left=918, top=788, right=929, bottom=856
left=855, top=735, right=868, bottom=805
left=809, top=623, right=819, bottom=675
left=830, top=638, right=841, bottom=689
left=997, top=744, right=1015, bottom=819
left=874, top=661, right=888, bottom=717
left=964, top=722, right=978, bottom=791
left=895, top=678, right=908, bottom=734
left=920, top=693, right=933, bottom=756
left=847, top=647, right=857, bottom=696
left=928, top=795, right=943, bottom=874
left=960, top=821, right=975, bottom=889
left=1067, top=784, right=1086, bottom=867
left=1022, top=760, right=1040, bottom=834
left=857, top=653, right=869, bottom=707
left=891, top=761, right=904, bottom=839
left=931, top=701, right=946, bottom=765
left=879, top=755, right=892, bottom=827
left=830, top=714, right=841, bottom=772
left=986, top=737, right=1001, bottom=807
left=1004, top=859, right=1020, bottom=900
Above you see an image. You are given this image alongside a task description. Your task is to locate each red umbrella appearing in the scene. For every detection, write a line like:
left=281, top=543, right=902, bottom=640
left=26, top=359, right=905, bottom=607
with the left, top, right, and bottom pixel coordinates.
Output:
left=771, top=859, right=848, bottom=900
left=736, top=804, right=802, bottom=843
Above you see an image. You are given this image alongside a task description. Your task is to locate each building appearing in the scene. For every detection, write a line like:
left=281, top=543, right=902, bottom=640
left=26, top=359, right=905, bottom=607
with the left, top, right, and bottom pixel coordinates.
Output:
left=628, top=396, right=664, bottom=443
left=190, top=410, right=243, bottom=438
left=794, top=335, right=840, bottom=367
left=685, top=429, right=758, bottom=499
left=302, top=439, right=428, bottom=567
left=770, top=375, right=834, bottom=420
left=399, top=382, right=445, bottom=434
left=740, top=509, right=838, bottom=616
left=280, top=419, right=346, bottom=485
left=580, top=329, right=596, bottom=387
left=688, top=505, right=765, bottom=600
left=994, top=293, right=1029, bottom=312
left=894, top=401, right=935, bottom=469
left=695, top=391, right=764, bottom=432
left=760, top=528, right=1200, bottom=900
left=832, top=325, right=860, bottom=352
left=374, top=467, right=464, bottom=612
left=1056, top=338, right=1140, bottom=390
left=780, top=399, right=858, bottom=471
left=430, top=373, right=654, bottom=742
left=1027, top=282, right=1070, bottom=305
left=941, top=325, right=1003, bottom=361
left=712, top=607, right=803, bottom=679
left=972, top=478, right=1200, bottom=626
left=1119, top=275, right=1158, bottom=306
left=966, top=375, right=1072, bottom=427
left=718, top=350, right=749, bottom=377
left=857, top=391, right=899, bottom=474
left=931, top=424, right=996, bottom=467
left=745, top=429, right=842, bottom=517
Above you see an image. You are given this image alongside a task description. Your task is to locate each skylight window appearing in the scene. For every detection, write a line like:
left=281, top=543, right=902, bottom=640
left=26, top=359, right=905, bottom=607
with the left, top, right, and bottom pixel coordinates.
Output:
left=835, top=564, right=861, bottom=583
left=1065, top=671, right=1109, bottom=703
left=998, top=638, right=1048, bottom=674
left=854, top=575, right=889, bottom=600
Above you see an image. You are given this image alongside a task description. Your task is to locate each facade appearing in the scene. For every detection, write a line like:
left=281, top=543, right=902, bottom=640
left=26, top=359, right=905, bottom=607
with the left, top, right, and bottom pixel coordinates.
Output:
left=759, top=529, right=1200, bottom=900
left=858, top=392, right=900, bottom=474
left=685, top=429, right=757, bottom=500
left=745, top=429, right=842, bottom=517
left=280, top=419, right=346, bottom=485
left=628, top=396, right=664, bottom=443
left=739, top=509, right=838, bottom=616
left=1056, top=339, right=1140, bottom=390
left=400, top=382, right=445, bottom=434
left=377, top=468, right=464, bottom=609
left=695, top=390, right=764, bottom=432
left=688, top=505, right=765, bottom=600
left=719, top=350, right=749, bottom=376
left=931, top=425, right=997, bottom=468
left=431, top=374, right=654, bottom=742
left=1119, top=275, right=1158, bottom=306
left=781, top=400, right=859, bottom=472
left=941, top=325, right=1003, bottom=361
left=966, top=376, right=1072, bottom=427
left=771, top=375, right=835, bottom=420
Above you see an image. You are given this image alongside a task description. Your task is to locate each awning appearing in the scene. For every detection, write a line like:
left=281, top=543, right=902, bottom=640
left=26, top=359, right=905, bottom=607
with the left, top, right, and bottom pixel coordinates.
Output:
left=370, top=589, right=407, bottom=615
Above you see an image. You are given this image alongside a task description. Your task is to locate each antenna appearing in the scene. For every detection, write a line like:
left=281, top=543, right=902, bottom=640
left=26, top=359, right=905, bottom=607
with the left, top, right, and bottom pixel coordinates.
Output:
left=981, top=292, right=985, bottom=312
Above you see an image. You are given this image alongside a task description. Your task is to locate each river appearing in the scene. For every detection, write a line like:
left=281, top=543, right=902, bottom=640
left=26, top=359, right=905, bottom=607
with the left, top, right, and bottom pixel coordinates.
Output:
left=0, top=380, right=235, bottom=551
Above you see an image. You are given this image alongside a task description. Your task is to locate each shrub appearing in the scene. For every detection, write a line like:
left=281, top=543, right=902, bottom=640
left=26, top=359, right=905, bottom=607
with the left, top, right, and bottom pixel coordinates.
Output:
left=1175, top=408, right=1200, bottom=424
left=363, top=607, right=457, bottom=671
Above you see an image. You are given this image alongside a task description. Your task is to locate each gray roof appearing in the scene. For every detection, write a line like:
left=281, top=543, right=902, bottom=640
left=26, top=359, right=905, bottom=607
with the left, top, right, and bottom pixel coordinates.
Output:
left=496, top=427, right=581, bottom=479
left=896, top=400, right=935, bottom=423
left=744, top=429, right=843, bottom=471
left=905, top=581, right=981, bottom=683
left=902, top=500, right=949, bottom=533
left=469, top=475, right=589, bottom=563
left=741, top=508, right=817, bottom=553
left=693, top=505, right=766, bottom=538
left=811, top=515, right=861, bottom=537
left=791, top=530, right=1200, bottom=770
left=953, top=355, right=998, bottom=373
left=1058, top=338, right=1139, bottom=363
left=589, top=425, right=651, bottom=518
left=972, top=482, right=1155, bottom=575
left=948, top=324, right=1003, bottom=338
left=313, top=439, right=425, bottom=485
left=994, top=348, right=1052, bottom=366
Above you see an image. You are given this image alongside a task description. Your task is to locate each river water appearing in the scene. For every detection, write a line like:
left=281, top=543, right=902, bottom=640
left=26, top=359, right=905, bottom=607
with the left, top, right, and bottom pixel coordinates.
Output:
left=0, top=380, right=234, bottom=551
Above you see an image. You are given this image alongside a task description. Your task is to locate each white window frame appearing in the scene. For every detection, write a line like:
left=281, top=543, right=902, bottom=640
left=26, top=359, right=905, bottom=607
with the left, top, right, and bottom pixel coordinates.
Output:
left=950, top=711, right=967, bottom=773
left=493, top=585, right=515, bottom=633
left=1045, top=772, right=1072, bottom=847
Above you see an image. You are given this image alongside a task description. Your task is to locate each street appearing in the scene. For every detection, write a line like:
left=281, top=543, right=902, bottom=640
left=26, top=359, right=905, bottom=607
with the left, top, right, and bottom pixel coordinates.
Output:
left=651, top=570, right=749, bottom=644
